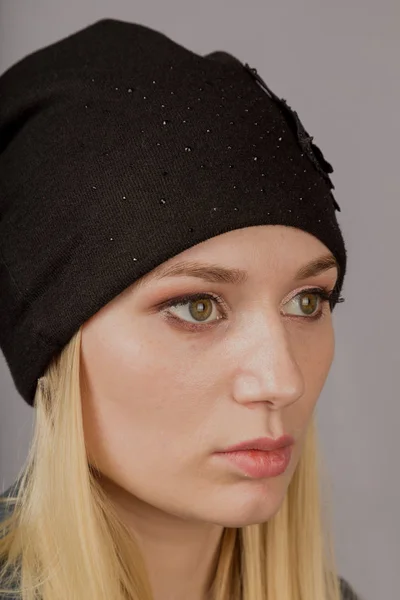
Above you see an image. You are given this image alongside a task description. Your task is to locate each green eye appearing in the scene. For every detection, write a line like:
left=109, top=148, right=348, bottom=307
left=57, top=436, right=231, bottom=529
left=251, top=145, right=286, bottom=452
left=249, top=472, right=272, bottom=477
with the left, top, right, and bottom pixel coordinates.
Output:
left=283, top=288, right=332, bottom=318
left=160, top=287, right=343, bottom=332
left=185, top=296, right=215, bottom=322
left=162, top=292, right=226, bottom=325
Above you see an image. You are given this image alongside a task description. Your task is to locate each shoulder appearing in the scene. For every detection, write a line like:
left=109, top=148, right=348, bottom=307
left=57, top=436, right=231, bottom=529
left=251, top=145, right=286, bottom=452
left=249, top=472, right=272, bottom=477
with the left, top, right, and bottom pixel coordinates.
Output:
left=339, top=576, right=362, bottom=600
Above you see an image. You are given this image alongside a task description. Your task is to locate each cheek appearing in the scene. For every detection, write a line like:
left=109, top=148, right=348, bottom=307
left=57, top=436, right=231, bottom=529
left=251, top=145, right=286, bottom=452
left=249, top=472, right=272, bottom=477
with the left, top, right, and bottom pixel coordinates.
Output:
left=289, top=324, right=335, bottom=428
left=304, top=325, right=335, bottom=404
left=79, top=320, right=213, bottom=483
left=305, top=341, right=334, bottom=395
left=295, top=313, right=335, bottom=381
left=311, top=323, right=335, bottom=388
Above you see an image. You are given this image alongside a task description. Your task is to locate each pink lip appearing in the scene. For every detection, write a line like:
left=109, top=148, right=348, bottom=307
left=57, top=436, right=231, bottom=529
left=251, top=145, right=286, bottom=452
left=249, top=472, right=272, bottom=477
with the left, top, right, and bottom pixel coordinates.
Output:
left=216, top=446, right=293, bottom=479
left=214, top=435, right=294, bottom=479
left=219, top=434, right=294, bottom=453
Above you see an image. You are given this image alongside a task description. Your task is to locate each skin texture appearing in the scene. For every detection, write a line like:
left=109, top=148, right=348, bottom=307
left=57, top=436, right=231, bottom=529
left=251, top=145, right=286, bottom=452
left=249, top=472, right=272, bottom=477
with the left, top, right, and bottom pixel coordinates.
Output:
left=80, top=224, right=338, bottom=600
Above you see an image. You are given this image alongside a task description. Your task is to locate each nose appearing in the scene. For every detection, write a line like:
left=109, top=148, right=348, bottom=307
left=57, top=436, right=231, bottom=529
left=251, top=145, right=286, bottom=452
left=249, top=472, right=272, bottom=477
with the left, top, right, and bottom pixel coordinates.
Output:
left=232, top=312, right=305, bottom=410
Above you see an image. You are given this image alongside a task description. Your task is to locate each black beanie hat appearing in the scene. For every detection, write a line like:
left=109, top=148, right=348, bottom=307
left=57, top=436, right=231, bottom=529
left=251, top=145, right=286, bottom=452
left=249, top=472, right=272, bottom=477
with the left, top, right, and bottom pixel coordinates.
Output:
left=0, top=18, right=347, bottom=407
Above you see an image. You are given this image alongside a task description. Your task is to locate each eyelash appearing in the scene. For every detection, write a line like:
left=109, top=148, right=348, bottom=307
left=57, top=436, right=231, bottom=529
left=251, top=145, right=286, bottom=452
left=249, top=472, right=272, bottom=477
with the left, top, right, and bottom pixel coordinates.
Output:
left=159, top=287, right=345, bottom=332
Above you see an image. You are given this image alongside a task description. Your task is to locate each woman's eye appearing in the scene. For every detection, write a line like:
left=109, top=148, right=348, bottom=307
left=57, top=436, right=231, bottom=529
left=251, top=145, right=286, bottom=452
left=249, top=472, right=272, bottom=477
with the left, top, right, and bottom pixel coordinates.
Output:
left=161, top=293, right=226, bottom=326
left=283, top=289, right=330, bottom=318
left=160, top=288, right=333, bottom=329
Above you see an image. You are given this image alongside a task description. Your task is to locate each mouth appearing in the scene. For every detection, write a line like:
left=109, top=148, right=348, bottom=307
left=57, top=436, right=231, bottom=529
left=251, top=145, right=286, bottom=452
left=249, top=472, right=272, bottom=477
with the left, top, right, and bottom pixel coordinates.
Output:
left=214, top=435, right=294, bottom=479
left=219, top=434, right=294, bottom=453
left=215, top=446, right=293, bottom=479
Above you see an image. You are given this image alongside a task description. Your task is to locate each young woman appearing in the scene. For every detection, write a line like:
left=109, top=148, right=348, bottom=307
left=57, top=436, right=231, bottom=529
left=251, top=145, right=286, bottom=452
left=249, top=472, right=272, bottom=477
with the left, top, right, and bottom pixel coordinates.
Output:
left=0, top=18, right=361, bottom=600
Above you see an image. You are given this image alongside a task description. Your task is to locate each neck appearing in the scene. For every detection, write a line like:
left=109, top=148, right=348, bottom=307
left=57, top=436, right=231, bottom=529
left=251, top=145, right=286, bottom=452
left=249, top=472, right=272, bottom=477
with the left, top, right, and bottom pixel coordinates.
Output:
left=101, top=477, right=225, bottom=600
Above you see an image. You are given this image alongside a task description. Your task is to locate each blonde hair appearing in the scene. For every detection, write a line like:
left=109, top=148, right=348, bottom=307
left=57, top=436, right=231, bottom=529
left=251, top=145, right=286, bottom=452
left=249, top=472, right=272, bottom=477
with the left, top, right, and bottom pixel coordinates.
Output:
left=0, top=326, right=342, bottom=600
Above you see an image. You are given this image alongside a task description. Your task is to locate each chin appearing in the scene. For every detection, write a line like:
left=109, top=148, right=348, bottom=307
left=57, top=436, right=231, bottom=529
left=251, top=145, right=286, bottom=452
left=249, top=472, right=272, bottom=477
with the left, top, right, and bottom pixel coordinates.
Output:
left=209, top=504, right=284, bottom=528
left=201, top=482, right=288, bottom=528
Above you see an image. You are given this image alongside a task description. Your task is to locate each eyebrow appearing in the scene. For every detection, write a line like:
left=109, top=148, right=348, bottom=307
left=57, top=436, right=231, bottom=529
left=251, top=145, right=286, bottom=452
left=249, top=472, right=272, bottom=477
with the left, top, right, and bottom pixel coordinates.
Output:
left=134, top=253, right=339, bottom=290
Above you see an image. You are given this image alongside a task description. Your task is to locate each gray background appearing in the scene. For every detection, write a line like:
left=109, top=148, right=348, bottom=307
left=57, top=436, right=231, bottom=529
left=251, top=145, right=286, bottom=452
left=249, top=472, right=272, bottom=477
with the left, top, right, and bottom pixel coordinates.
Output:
left=1, top=2, right=399, bottom=599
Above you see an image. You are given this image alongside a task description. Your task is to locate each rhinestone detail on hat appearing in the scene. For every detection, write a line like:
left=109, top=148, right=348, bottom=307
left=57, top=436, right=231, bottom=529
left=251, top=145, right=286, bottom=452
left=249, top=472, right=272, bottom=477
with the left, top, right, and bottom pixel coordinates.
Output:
left=243, top=63, right=341, bottom=212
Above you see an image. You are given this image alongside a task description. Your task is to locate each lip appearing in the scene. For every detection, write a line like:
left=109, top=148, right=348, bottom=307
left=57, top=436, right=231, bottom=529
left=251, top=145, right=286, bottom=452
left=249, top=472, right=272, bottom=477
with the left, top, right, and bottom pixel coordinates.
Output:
left=219, top=434, right=294, bottom=453
left=216, top=445, right=293, bottom=479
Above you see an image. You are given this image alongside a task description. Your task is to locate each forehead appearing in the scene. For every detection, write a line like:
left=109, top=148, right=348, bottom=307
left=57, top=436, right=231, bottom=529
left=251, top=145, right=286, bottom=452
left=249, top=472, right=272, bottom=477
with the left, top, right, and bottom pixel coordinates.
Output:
left=134, top=226, right=338, bottom=292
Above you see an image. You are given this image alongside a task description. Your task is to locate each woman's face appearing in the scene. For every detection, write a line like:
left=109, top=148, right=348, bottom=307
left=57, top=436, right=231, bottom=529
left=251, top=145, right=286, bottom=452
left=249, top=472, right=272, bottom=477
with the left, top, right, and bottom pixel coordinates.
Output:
left=81, top=225, right=338, bottom=528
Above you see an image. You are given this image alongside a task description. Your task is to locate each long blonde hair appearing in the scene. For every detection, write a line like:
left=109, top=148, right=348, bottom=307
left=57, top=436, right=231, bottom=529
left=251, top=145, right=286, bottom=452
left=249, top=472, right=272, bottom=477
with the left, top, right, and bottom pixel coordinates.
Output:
left=0, top=325, right=342, bottom=600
